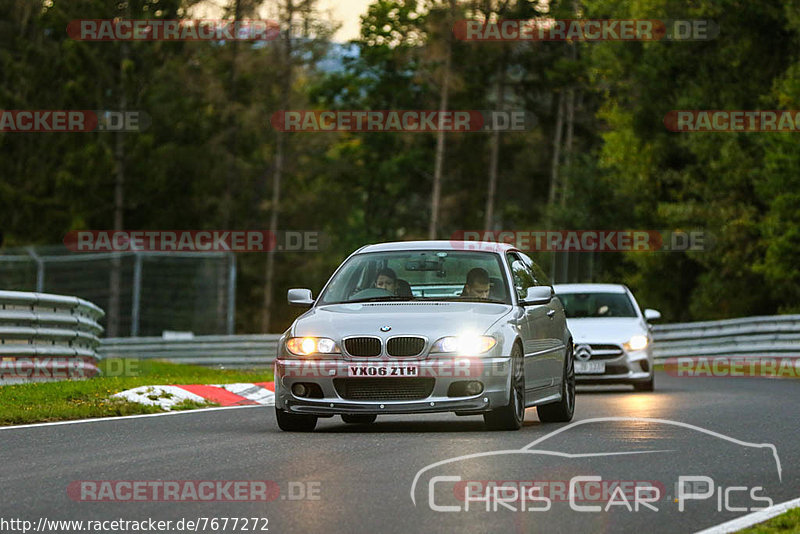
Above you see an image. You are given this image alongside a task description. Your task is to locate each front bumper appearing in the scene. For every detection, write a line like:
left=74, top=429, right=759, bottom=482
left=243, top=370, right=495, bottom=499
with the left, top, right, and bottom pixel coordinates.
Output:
left=274, top=356, right=513, bottom=415
left=575, top=348, right=653, bottom=385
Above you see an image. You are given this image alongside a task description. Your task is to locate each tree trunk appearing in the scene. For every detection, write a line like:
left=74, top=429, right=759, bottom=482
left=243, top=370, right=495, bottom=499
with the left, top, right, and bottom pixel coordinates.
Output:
left=220, top=0, right=242, bottom=333
left=484, top=58, right=506, bottom=231
left=560, top=88, right=576, bottom=207
left=547, top=92, right=565, bottom=215
left=108, top=39, right=128, bottom=337
left=428, top=0, right=456, bottom=240
left=223, top=0, right=242, bottom=228
left=261, top=0, right=294, bottom=333
left=560, top=30, right=579, bottom=208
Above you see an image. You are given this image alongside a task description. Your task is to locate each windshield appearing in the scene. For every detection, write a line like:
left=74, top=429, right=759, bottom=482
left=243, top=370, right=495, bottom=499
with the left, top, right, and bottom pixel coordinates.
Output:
left=318, top=250, right=511, bottom=305
left=557, top=292, right=638, bottom=318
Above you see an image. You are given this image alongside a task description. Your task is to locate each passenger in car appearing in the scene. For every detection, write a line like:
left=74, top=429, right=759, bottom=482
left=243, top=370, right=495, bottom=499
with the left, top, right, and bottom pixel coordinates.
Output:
left=462, top=267, right=491, bottom=299
left=374, top=268, right=398, bottom=294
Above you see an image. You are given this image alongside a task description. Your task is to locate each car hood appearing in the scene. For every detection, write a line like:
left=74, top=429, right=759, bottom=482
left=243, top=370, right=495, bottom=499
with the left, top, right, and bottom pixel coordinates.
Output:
left=566, top=317, right=648, bottom=344
left=291, top=302, right=514, bottom=340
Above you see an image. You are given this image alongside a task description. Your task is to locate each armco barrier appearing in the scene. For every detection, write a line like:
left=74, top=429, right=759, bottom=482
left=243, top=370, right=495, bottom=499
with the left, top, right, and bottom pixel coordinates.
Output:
left=98, top=334, right=280, bottom=368
left=0, top=290, right=105, bottom=384
left=95, top=314, right=800, bottom=369
left=652, top=314, right=800, bottom=360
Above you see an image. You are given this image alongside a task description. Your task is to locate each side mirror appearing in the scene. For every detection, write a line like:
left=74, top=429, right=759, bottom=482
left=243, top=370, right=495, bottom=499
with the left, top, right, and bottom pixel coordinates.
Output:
left=520, top=286, right=553, bottom=306
left=644, top=308, right=662, bottom=321
left=288, top=288, right=314, bottom=308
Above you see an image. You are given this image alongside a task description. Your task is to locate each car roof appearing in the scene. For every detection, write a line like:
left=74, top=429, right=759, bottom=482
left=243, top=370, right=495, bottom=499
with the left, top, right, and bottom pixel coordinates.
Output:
left=553, top=283, right=629, bottom=294
left=356, top=240, right=515, bottom=254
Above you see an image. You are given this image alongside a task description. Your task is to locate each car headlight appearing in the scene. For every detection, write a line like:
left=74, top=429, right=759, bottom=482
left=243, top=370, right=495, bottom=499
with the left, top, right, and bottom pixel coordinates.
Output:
left=624, top=334, right=649, bottom=352
left=286, top=337, right=340, bottom=356
left=432, top=335, right=496, bottom=355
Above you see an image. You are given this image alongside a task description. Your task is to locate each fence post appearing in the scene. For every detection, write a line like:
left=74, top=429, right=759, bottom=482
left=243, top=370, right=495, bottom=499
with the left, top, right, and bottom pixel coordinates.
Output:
left=131, top=252, right=143, bottom=336
left=227, top=253, right=236, bottom=335
left=25, top=246, right=45, bottom=292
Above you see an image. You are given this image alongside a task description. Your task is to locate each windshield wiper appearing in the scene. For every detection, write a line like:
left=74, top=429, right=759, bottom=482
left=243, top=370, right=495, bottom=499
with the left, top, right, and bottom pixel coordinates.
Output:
left=346, top=295, right=417, bottom=303
left=440, top=296, right=507, bottom=304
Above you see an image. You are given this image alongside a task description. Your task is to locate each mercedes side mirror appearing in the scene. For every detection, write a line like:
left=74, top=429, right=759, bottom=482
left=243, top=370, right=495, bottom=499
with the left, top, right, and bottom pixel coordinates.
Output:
left=644, top=308, right=662, bottom=321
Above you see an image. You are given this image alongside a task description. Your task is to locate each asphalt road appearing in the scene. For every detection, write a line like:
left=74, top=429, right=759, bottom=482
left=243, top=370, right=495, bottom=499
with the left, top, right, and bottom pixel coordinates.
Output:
left=2, top=372, right=798, bottom=534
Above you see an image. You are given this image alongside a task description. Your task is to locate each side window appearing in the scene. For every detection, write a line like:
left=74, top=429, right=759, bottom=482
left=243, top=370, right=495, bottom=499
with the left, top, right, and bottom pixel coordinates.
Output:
left=506, top=252, right=535, bottom=299
left=628, top=291, right=645, bottom=318
left=520, top=253, right=552, bottom=288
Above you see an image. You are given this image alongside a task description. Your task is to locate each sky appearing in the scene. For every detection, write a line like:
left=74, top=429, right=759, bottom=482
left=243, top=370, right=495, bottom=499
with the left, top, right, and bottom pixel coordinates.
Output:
left=195, top=0, right=373, bottom=42
left=318, top=0, right=372, bottom=41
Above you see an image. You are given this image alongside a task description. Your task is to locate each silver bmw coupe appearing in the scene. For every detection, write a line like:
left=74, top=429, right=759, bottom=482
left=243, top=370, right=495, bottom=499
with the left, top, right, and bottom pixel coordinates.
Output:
left=274, top=240, right=574, bottom=431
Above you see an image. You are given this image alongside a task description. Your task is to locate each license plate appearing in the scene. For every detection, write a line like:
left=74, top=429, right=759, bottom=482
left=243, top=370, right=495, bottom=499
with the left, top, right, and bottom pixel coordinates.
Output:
left=575, top=361, right=605, bottom=374
left=347, top=364, right=419, bottom=377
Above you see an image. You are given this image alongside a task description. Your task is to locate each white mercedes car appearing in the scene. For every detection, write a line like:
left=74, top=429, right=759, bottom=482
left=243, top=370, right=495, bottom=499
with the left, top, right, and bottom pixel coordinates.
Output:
left=553, top=283, right=661, bottom=391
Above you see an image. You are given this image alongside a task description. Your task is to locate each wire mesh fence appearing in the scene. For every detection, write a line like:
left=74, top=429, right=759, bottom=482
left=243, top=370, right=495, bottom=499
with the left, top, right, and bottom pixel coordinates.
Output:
left=0, top=245, right=236, bottom=337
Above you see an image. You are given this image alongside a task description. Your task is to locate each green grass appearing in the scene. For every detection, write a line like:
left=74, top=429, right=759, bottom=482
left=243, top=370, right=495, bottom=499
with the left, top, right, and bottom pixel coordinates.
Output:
left=738, top=507, right=800, bottom=533
left=0, top=359, right=273, bottom=426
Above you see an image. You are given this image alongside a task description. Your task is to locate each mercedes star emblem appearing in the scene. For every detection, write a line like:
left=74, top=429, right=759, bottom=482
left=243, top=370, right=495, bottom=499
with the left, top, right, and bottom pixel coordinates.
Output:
left=575, top=344, right=593, bottom=361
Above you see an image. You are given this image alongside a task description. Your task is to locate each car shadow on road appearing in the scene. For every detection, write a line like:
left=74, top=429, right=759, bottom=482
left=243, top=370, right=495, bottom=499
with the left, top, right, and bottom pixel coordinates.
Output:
left=576, top=385, right=635, bottom=395
left=310, top=410, right=551, bottom=433
left=576, top=386, right=677, bottom=395
left=314, top=419, right=490, bottom=433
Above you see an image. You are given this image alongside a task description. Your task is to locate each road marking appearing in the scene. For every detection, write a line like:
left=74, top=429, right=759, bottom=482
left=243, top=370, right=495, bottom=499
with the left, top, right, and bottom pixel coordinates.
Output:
left=0, top=404, right=264, bottom=431
left=694, top=495, right=800, bottom=534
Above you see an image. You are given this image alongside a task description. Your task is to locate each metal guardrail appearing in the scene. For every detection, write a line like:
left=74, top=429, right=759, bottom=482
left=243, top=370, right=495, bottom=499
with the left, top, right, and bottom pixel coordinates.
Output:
left=98, top=334, right=280, bottom=368
left=0, top=290, right=105, bottom=383
left=96, top=314, right=800, bottom=369
left=652, top=314, right=800, bottom=360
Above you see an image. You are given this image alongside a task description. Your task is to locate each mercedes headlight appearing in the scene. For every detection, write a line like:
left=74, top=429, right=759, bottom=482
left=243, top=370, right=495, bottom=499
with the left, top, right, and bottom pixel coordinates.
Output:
left=624, top=334, right=649, bottom=352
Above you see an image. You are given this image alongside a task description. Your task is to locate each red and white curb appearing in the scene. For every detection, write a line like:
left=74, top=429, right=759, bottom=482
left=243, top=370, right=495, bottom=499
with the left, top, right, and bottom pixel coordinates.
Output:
left=114, top=382, right=275, bottom=410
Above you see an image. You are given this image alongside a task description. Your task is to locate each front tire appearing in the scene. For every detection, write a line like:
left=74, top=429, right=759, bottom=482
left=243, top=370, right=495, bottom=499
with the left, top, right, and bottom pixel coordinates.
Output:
left=537, top=343, right=575, bottom=423
left=341, top=414, right=377, bottom=424
left=275, top=407, right=317, bottom=431
left=484, top=344, right=525, bottom=431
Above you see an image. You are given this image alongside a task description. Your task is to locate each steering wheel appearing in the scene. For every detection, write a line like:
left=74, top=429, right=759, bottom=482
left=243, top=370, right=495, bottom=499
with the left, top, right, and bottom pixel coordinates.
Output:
left=349, top=288, right=393, bottom=300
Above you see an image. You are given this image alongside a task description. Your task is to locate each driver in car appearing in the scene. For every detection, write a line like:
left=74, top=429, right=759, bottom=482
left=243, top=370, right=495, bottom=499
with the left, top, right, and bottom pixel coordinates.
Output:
left=462, top=267, right=491, bottom=299
left=374, top=268, right=397, bottom=295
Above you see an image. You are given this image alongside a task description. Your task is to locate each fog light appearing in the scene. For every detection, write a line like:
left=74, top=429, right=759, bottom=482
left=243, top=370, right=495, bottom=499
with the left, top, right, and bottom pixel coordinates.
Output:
left=465, top=381, right=484, bottom=395
left=447, top=380, right=485, bottom=397
left=292, top=383, right=308, bottom=397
